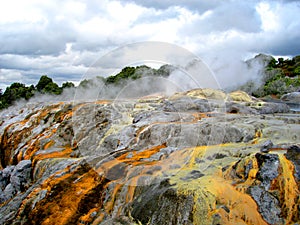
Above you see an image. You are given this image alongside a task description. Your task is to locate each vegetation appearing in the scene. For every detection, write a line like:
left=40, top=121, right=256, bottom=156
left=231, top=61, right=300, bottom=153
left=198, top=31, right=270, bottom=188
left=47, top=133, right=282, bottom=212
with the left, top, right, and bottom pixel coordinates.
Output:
left=0, top=76, right=75, bottom=110
left=105, top=64, right=175, bottom=84
left=241, top=55, right=300, bottom=98
left=0, top=83, right=35, bottom=109
left=36, top=75, right=62, bottom=95
left=0, top=64, right=174, bottom=110
left=2, top=56, right=299, bottom=110
left=261, top=56, right=300, bottom=97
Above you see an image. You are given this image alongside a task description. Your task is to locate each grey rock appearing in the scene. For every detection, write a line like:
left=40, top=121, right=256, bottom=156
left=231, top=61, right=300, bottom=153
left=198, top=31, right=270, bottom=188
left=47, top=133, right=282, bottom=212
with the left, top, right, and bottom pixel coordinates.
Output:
left=260, top=140, right=274, bottom=153
left=30, top=189, right=48, bottom=210
left=15, top=160, right=31, bottom=172
left=10, top=160, right=32, bottom=192
left=0, top=183, right=17, bottom=203
left=162, top=98, right=211, bottom=113
left=2, top=166, right=15, bottom=178
left=281, top=92, right=300, bottom=103
left=248, top=185, right=282, bottom=225
left=285, top=145, right=300, bottom=180
left=255, top=153, right=279, bottom=190
left=226, top=102, right=257, bottom=114
left=130, top=180, right=194, bottom=225
left=251, top=102, right=290, bottom=114
left=0, top=183, right=38, bottom=225
left=0, top=166, right=15, bottom=191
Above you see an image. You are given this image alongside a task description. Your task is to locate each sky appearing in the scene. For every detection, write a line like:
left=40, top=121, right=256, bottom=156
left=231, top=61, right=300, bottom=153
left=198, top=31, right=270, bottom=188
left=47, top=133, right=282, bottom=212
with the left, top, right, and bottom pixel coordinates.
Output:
left=0, top=0, right=300, bottom=91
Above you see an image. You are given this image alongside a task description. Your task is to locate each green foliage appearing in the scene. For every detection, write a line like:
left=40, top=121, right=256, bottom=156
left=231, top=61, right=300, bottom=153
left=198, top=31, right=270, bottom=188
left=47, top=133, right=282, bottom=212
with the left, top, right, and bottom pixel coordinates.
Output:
left=0, top=63, right=180, bottom=110
left=62, top=82, right=75, bottom=89
left=266, top=58, right=277, bottom=70
left=155, top=64, right=176, bottom=76
left=106, top=67, right=136, bottom=84
left=36, top=75, right=53, bottom=92
left=105, top=64, right=173, bottom=84
left=294, top=66, right=300, bottom=76
left=78, top=79, right=92, bottom=88
left=0, top=83, right=36, bottom=109
left=36, top=75, right=62, bottom=95
left=253, top=55, right=300, bottom=97
left=44, top=82, right=62, bottom=95
left=0, top=75, right=65, bottom=110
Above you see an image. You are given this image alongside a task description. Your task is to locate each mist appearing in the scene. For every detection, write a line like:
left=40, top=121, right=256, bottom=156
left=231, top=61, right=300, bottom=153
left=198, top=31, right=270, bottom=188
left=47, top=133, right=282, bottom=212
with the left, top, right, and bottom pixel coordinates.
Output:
left=0, top=53, right=272, bottom=117
left=204, top=52, right=271, bottom=92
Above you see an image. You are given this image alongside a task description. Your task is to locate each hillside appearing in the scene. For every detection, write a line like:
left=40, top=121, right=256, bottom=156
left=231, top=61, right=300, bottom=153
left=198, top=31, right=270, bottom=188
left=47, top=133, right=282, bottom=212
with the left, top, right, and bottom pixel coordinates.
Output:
left=0, top=88, right=299, bottom=224
left=240, top=54, right=300, bottom=97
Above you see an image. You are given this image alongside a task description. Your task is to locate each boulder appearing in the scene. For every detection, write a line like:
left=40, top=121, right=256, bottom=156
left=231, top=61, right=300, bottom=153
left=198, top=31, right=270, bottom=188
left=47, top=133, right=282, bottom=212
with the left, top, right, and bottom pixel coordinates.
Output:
left=255, top=153, right=279, bottom=190
left=130, top=179, right=194, bottom=225
left=10, top=160, right=32, bottom=192
left=0, top=166, right=15, bottom=191
left=250, top=102, right=290, bottom=114
left=260, top=140, right=274, bottom=153
left=281, top=92, right=300, bottom=103
left=248, top=185, right=282, bottom=225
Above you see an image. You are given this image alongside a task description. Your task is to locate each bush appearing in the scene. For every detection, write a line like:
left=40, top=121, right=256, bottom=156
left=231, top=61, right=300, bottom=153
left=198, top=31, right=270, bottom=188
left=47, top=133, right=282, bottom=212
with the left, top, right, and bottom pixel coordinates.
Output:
left=36, top=75, right=62, bottom=95
left=0, top=83, right=36, bottom=109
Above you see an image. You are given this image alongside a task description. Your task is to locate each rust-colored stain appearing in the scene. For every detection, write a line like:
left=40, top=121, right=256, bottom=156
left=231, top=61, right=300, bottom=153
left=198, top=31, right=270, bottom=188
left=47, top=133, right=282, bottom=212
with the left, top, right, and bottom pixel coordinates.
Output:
left=278, top=154, right=299, bottom=223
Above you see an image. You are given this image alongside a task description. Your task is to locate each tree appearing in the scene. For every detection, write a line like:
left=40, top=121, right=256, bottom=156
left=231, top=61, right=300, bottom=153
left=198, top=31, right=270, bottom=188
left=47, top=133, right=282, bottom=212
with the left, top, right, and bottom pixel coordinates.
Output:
left=36, top=75, right=53, bottom=92
left=36, top=75, right=61, bottom=95
left=267, top=58, right=277, bottom=69
left=155, top=64, right=176, bottom=76
left=0, top=82, right=36, bottom=109
left=78, top=79, right=91, bottom=88
left=278, top=58, right=284, bottom=66
left=106, top=67, right=136, bottom=84
left=62, top=82, right=75, bottom=89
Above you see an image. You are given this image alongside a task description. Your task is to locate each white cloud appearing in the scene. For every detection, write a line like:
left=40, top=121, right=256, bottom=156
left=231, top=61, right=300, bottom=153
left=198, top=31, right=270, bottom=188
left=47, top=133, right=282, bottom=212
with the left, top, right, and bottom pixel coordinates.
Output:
left=256, top=2, right=279, bottom=32
left=0, top=0, right=299, bottom=91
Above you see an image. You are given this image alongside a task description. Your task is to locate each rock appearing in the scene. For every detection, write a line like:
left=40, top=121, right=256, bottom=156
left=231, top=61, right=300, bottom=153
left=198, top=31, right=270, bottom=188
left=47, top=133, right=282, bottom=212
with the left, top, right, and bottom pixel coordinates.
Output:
left=248, top=185, right=282, bottom=225
left=10, top=160, right=32, bottom=192
left=1, top=93, right=300, bottom=224
left=186, top=88, right=227, bottom=100
left=226, top=102, right=257, bottom=114
left=281, top=92, right=300, bottom=103
left=1, top=184, right=16, bottom=202
left=169, top=88, right=227, bottom=101
left=130, top=179, right=194, bottom=225
left=255, top=153, right=279, bottom=190
left=0, top=165, right=15, bottom=191
left=285, top=145, right=300, bottom=180
left=180, top=170, right=204, bottom=181
left=260, top=140, right=274, bottom=153
left=162, top=98, right=211, bottom=112
left=229, top=90, right=254, bottom=102
left=250, top=102, right=290, bottom=114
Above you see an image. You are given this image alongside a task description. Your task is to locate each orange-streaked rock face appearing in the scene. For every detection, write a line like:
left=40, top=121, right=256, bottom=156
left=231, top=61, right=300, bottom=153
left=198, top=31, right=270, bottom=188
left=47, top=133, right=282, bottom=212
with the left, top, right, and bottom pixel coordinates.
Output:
left=0, top=95, right=299, bottom=224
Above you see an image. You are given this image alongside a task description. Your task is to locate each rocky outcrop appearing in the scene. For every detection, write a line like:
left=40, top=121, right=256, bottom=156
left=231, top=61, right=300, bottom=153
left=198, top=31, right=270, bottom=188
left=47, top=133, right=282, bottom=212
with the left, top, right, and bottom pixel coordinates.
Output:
left=0, top=160, right=32, bottom=204
left=281, top=92, right=300, bottom=103
left=0, top=89, right=299, bottom=224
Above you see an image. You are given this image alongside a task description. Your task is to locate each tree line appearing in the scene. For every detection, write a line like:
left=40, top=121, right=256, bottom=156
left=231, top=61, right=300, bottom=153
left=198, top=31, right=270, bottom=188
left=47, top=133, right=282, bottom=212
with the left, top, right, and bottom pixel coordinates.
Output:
left=0, top=75, right=74, bottom=110
left=0, top=64, right=175, bottom=110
